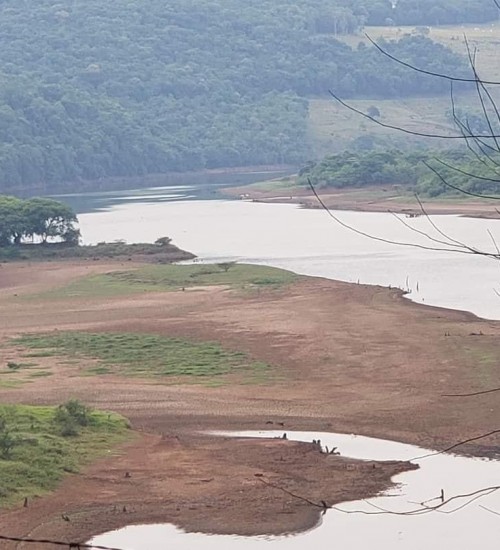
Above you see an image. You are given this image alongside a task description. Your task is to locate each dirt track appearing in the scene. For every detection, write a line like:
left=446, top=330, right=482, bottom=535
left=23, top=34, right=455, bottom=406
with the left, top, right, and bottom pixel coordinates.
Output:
left=0, top=261, right=499, bottom=545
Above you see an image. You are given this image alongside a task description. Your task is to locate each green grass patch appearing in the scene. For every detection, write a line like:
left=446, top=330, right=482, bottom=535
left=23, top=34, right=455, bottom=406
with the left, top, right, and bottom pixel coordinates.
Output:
left=27, top=371, right=53, bottom=379
left=13, top=332, right=271, bottom=379
left=0, top=379, right=25, bottom=389
left=0, top=403, right=129, bottom=507
left=45, top=263, right=298, bottom=298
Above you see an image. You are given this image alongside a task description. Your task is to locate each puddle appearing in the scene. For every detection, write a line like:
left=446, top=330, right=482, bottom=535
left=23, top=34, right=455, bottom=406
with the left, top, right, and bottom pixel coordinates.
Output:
left=90, top=431, right=500, bottom=549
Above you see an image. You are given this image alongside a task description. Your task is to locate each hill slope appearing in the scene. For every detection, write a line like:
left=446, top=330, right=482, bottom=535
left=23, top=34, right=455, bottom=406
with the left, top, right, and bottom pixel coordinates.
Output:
left=0, top=0, right=479, bottom=192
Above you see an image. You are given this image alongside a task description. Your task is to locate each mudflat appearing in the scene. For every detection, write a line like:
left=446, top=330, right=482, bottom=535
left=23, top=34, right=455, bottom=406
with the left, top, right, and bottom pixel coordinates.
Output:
left=0, top=260, right=498, bottom=546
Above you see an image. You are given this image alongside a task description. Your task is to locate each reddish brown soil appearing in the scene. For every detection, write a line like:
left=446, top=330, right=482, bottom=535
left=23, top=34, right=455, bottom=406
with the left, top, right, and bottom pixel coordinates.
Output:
left=0, top=261, right=498, bottom=546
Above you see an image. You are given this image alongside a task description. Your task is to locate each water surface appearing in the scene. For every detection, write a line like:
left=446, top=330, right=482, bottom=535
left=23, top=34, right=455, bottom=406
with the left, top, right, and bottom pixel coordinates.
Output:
left=90, top=431, right=500, bottom=550
left=64, top=186, right=500, bottom=319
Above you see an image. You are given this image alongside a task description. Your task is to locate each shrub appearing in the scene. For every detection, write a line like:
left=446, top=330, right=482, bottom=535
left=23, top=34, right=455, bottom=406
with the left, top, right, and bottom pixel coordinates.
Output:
left=54, top=400, right=92, bottom=437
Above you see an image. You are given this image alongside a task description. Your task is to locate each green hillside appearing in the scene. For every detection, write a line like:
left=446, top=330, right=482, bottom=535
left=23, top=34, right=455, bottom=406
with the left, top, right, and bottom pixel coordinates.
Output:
left=0, top=0, right=491, bottom=192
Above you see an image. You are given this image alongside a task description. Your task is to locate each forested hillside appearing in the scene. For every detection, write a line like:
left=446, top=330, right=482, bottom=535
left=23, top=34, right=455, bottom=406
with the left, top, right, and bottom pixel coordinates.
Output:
left=0, top=0, right=484, bottom=192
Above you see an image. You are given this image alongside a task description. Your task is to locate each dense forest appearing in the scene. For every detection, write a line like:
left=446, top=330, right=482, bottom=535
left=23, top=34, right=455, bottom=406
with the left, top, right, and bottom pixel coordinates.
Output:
left=0, top=0, right=491, bottom=192
left=299, top=150, right=500, bottom=197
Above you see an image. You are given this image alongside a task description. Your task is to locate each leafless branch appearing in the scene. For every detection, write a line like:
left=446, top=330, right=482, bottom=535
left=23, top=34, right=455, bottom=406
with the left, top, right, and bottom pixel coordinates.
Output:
left=365, top=33, right=500, bottom=86
left=442, top=386, right=500, bottom=397
left=480, top=504, right=500, bottom=516
left=327, top=90, right=500, bottom=140
left=307, top=178, right=500, bottom=259
left=258, top=476, right=500, bottom=517
left=423, top=161, right=500, bottom=202
left=411, top=429, right=500, bottom=461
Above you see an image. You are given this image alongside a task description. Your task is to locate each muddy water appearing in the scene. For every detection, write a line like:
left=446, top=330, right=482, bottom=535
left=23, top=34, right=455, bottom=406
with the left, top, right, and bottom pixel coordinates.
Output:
left=63, top=186, right=500, bottom=319
left=90, top=431, right=500, bottom=550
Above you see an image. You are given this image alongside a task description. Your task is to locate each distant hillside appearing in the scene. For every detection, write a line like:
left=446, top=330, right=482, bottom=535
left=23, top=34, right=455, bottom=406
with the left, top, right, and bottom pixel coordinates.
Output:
left=0, top=0, right=478, bottom=192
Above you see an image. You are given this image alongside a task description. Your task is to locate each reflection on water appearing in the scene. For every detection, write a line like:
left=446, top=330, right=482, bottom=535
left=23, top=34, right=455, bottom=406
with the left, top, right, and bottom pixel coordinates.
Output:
left=90, top=431, right=500, bottom=550
left=52, top=184, right=220, bottom=214
left=63, top=185, right=500, bottom=319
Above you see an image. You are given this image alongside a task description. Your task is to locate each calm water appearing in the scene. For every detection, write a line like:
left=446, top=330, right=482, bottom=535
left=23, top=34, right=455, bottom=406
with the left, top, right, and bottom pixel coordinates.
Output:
left=90, top=431, right=500, bottom=550
left=62, top=184, right=500, bottom=319
left=65, top=185, right=500, bottom=547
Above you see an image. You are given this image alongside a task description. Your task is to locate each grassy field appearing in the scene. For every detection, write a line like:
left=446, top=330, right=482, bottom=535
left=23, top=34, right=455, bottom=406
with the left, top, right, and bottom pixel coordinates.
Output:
left=13, top=332, right=270, bottom=379
left=44, top=263, right=298, bottom=299
left=308, top=22, right=500, bottom=157
left=0, top=403, right=129, bottom=507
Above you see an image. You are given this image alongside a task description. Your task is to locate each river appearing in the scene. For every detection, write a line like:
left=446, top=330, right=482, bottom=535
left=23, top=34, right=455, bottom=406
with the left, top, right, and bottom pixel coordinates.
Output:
left=53, top=183, right=500, bottom=548
left=59, top=183, right=500, bottom=320
left=90, top=431, right=500, bottom=550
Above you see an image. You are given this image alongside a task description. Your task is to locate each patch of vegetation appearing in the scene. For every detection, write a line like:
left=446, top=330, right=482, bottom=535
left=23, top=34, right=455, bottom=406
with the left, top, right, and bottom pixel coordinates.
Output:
left=0, top=402, right=129, bottom=507
left=28, top=371, right=53, bottom=379
left=0, top=237, right=194, bottom=263
left=48, top=263, right=297, bottom=298
left=14, top=332, right=271, bottom=379
left=299, top=149, right=500, bottom=198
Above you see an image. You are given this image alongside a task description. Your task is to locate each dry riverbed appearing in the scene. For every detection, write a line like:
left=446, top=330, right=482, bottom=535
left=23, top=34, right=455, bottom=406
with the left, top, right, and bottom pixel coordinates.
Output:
left=0, top=260, right=498, bottom=546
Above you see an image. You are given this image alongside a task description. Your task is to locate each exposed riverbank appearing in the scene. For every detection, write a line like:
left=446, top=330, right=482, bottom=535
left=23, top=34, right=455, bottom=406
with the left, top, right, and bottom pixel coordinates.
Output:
left=0, top=260, right=498, bottom=545
left=225, top=180, right=500, bottom=219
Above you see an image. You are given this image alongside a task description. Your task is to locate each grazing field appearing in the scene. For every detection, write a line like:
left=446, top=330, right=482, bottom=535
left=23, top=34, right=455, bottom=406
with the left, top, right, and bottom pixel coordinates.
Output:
left=0, top=403, right=129, bottom=507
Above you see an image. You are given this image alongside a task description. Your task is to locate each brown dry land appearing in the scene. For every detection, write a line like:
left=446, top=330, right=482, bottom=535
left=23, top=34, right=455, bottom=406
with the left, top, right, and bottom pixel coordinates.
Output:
left=0, top=261, right=499, bottom=546
left=227, top=183, right=500, bottom=218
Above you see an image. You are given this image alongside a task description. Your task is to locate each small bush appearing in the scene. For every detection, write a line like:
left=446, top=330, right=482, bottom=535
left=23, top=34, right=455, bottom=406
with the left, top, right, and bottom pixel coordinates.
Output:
left=54, top=400, right=92, bottom=437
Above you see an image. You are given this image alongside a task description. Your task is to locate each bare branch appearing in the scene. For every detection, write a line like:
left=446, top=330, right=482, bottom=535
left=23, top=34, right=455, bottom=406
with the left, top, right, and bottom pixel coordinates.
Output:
left=442, top=386, right=500, bottom=397
left=433, top=157, right=500, bottom=184
left=480, top=504, right=500, bottom=516
left=423, top=161, right=500, bottom=202
left=365, top=34, right=500, bottom=86
left=328, top=90, right=500, bottom=140
left=305, top=179, right=496, bottom=256
left=411, top=429, right=500, bottom=461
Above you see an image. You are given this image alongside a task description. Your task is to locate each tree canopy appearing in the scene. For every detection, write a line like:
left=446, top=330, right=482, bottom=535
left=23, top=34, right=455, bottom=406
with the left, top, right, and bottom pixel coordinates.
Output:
left=0, top=0, right=482, bottom=192
left=299, top=150, right=500, bottom=197
left=0, top=196, right=80, bottom=245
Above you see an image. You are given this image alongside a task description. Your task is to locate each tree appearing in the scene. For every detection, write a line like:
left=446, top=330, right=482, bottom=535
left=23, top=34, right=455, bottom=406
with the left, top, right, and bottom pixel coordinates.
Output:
left=217, top=261, right=237, bottom=272
left=23, top=198, right=80, bottom=244
left=0, top=196, right=25, bottom=245
left=0, top=195, right=80, bottom=245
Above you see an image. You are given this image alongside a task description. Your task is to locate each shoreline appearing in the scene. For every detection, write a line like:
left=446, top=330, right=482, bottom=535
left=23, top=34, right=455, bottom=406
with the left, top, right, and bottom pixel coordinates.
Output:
left=0, top=260, right=498, bottom=544
left=224, top=182, right=500, bottom=219
left=4, top=165, right=296, bottom=198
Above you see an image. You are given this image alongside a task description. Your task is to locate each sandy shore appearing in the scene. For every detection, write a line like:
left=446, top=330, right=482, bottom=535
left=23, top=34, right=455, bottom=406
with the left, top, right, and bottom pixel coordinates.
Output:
left=225, top=184, right=500, bottom=219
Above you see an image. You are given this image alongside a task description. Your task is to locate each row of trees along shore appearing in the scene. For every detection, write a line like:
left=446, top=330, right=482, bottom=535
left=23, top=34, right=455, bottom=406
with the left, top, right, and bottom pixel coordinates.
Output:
left=0, top=196, right=79, bottom=246
left=299, top=150, right=500, bottom=197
